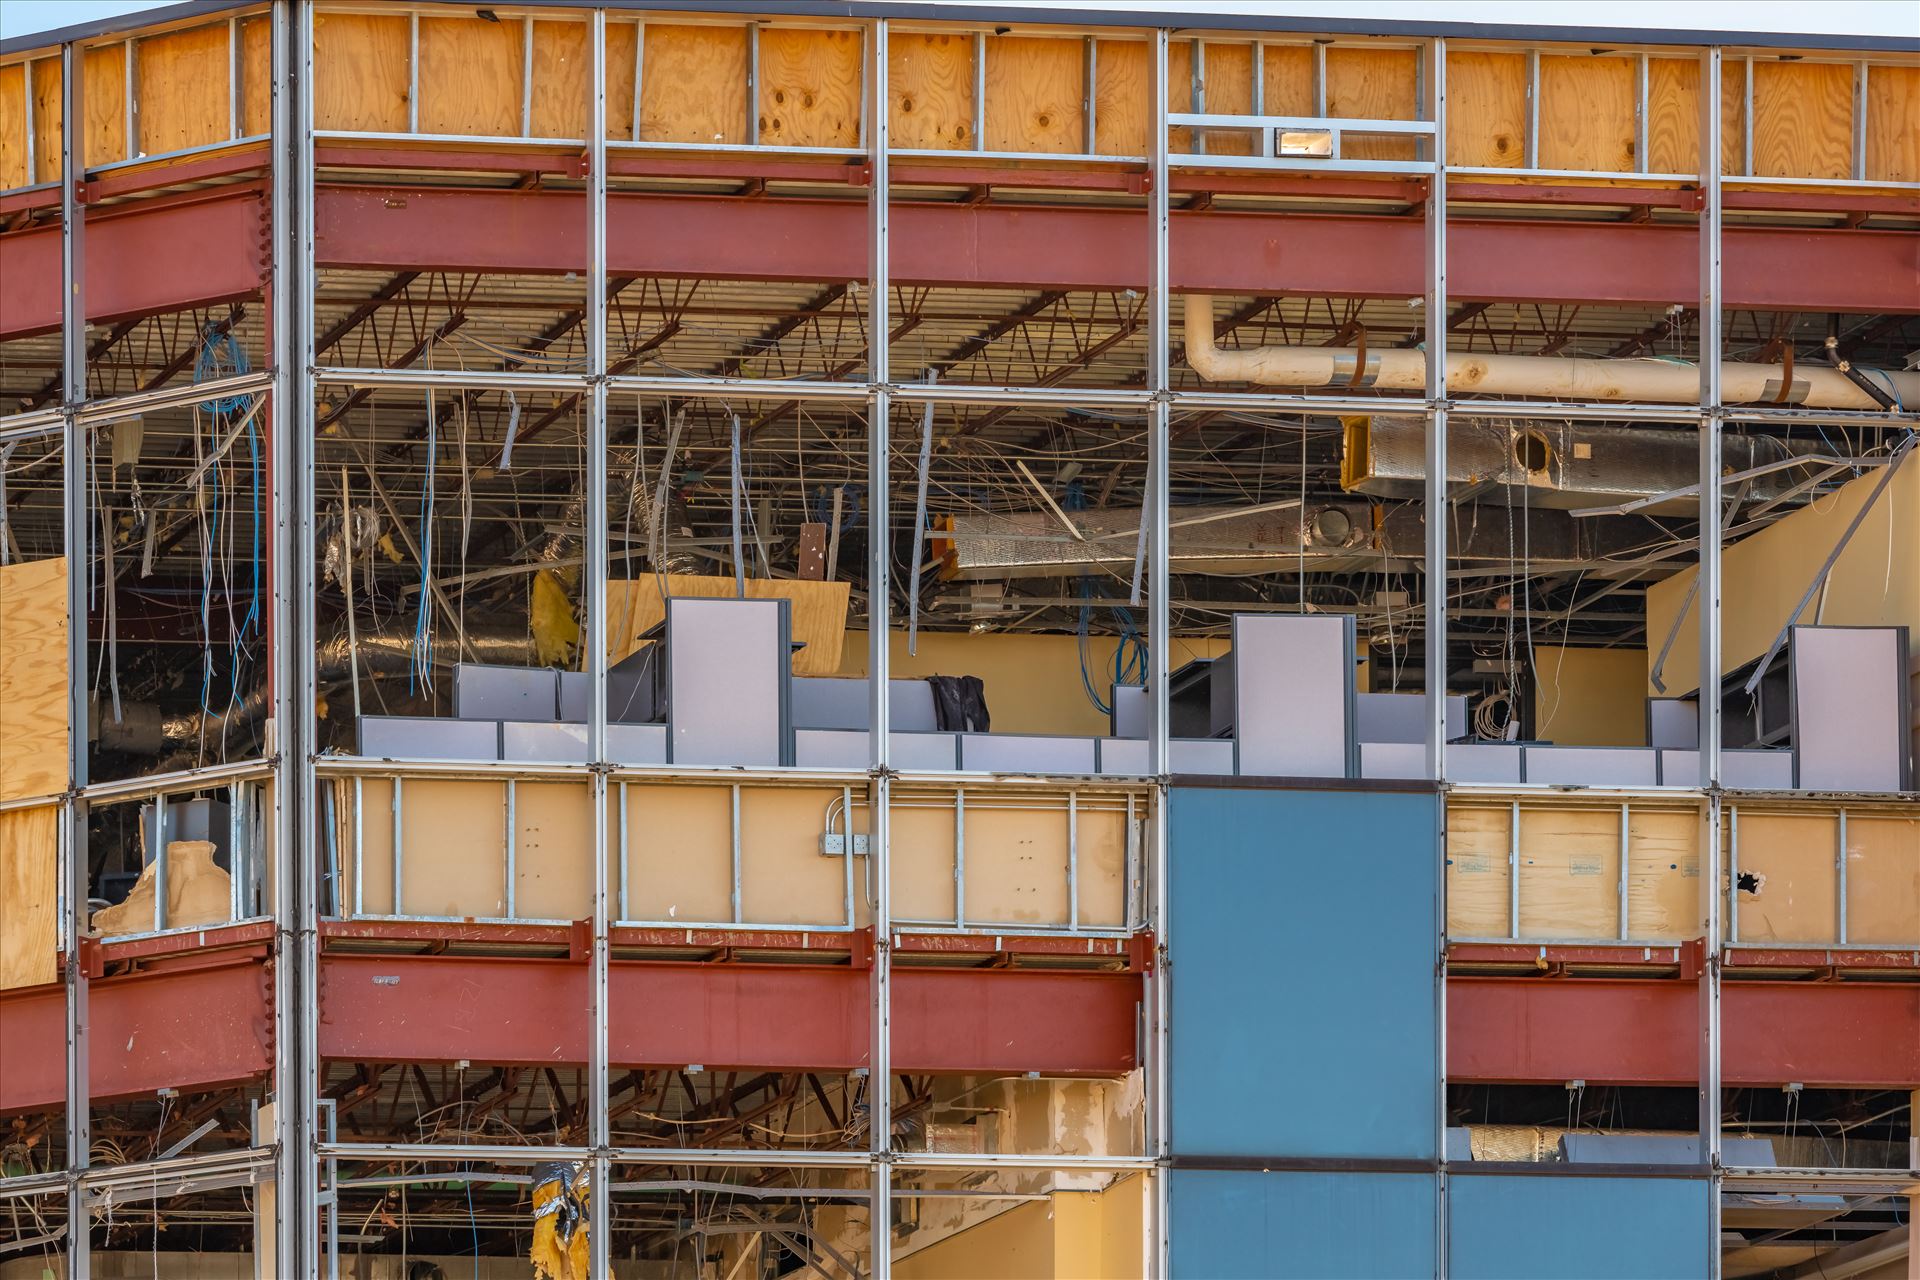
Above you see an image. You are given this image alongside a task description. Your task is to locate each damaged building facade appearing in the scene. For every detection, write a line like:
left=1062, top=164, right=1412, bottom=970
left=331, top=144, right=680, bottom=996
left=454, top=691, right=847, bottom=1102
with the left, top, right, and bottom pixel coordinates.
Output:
left=0, top=1, right=1917, bottom=1275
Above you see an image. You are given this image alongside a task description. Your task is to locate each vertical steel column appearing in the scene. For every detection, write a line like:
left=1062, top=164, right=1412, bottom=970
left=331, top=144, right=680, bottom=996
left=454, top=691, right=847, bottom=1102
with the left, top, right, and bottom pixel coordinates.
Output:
left=1697, top=52, right=1725, bottom=1279
left=1423, top=39, right=1449, bottom=782
left=59, top=38, right=92, bottom=1280
left=865, top=19, right=894, bottom=1276
left=1146, top=28, right=1173, bottom=1278
left=585, top=13, right=613, bottom=1278
left=270, top=2, right=320, bottom=1271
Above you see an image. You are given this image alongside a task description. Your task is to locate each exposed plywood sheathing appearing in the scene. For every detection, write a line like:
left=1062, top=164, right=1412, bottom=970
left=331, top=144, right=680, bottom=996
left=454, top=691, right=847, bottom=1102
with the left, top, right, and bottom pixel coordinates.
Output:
left=135, top=23, right=232, bottom=156
left=83, top=43, right=128, bottom=167
left=641, top=24, right=749, bottom=145
left=529, top=20, right=589, bottom=141
left=240, top=16, right=270, bottom=138
left=1261, top=43, right=1315, bottom=117
left=0, top=63, right=26, bottom=187
left=1730, top=812, right=1838, bottom=944
left=890, top=31, right=974, bottom=150
left=603, top=20, right=637, bottom=140
left=1092, top=38, right=1148, bottom=156
left=1539, top=55, right=1636, bottom=173
left=1447, top=50, right=1526, bottom=169
left=1446, top=804, right=1512, bottom=938
left=1644, top=56, right=1747, bottom=176
left=604, top=575, right=852, bottom=677
left=0, top=804, right=58, bottom=991
left=1518, top=805, right=1623, bottom=938
left=1198, top=41, right=1255, bottom=157
left=1752, top=60, right=1856, bottom=180
left=0, top=556, right=68, bottom=805
left=419, top=15, right=523, bottom=137
left=30, top=55, right=61, bottom=184
left=1624, top=808, right=1699, bottom=940
left=313, top=12, right=410, bottom=134
left=757, top=27, right=860, bottom=148
left=1325, top=46, right=1418, bottom=161
left=984, top=36, right=1083, bottom=155
left=1865, top=63, right=1920, bottom=182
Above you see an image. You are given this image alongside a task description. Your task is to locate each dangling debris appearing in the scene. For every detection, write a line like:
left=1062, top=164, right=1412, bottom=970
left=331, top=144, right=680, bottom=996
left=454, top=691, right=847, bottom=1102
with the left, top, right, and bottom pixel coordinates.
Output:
left=529, top=1160, right=590, bottom=1280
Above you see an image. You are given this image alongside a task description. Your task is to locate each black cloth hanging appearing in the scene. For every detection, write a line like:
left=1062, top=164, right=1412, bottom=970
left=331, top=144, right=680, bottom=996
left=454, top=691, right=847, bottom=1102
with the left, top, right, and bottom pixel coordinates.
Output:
left=925, top=674, right=991, bottom=733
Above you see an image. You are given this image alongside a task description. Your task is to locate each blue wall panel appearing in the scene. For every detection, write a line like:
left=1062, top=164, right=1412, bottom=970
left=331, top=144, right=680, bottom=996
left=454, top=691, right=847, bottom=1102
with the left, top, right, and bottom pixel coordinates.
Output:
left=1448, top=1174, right=1711, bottom=1279
left=1169, top=1170, right=1436, bottom=1279
left=1169, top=786, right=1439, bottom=1158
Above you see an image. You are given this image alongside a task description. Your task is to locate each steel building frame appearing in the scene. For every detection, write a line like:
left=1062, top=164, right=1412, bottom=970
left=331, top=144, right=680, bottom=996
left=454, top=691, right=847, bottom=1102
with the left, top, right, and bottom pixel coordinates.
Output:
left=1, top=4, right=1916, bottom=1277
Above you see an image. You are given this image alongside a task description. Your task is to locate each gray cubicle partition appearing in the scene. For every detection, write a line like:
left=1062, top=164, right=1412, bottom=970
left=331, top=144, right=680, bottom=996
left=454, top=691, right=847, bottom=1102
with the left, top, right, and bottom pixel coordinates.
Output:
left=1790, top=625, right=1911, bottom=792
left=1228, top=613, right=1358, bottom=779
left=665, top=597, right=793, bottom=767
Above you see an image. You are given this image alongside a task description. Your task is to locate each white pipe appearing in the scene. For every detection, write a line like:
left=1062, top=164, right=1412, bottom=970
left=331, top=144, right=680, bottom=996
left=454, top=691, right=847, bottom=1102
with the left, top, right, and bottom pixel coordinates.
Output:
left=1183, top=296, right=1920, bottom=411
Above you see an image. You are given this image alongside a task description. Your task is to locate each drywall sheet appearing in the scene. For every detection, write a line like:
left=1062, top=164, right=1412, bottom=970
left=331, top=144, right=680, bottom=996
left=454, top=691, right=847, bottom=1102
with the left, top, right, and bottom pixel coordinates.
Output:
left=1449, top=1174, right=1710, bottom=1279
left=0, top=556, right=68, bottom=804
left=1168, top=1171, right=1436, bottom=1279
left=1792, top=626, right=1909, bottom=792
left=1169, top=785, right=1438, bottom=1158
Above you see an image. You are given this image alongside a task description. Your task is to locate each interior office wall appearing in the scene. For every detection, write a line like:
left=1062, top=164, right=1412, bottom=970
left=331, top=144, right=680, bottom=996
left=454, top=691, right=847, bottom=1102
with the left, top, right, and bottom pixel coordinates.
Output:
left=1530, top=645, right=1651, bottom=746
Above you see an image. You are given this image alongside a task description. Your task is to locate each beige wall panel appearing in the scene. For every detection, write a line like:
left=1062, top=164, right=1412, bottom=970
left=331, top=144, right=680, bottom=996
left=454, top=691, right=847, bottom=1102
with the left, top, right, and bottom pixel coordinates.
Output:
left=1733, top=812, right=1838, bottom=943
left=1326, top=47, right=1417, bottom=161
left=1518, top=806, right=1621, bottom=939
left=1627, top=807, right=1701, bottom=940
left=1448, top=50, right=1526, bottom=168
left=984, top=36, right=1083, bottom=154
left=0, top=804, right=59, bottom=990
left=891, top=800, right=958, bottom=924
left=313, top=12, right=410, bottom=134
left=640, top=24, right=748, bottom=145
left=624, top=783, right=733, bottom=923
left=604, top=21, right=637, bottom=140
left=1447, top=804, right=1512, bottom=938
left=529, top=20, right=589, bottom=140
left=0, top=63, right=27, bottom=188
left=1843, top=814, right=1920, bottom=945
left=0, top=557, right=68, bottom=805
left=606, top=576, right=850, bottom=677
left=400, top=780, right=507, bottom=918
left=889, top=31, right=975, bottom=150
left=84, top=43, right=127, bottom=165
left=758, top=27, right=860, bottom=148
left=513, top=782, right=592, bottom=921
left=1074, top=804, right=1129, bottom=928
left=737, top=786, right=856, bottom=926
left=341, top=777, right=396, bottom=914
left=1532, top=646, right=1650, bottom=747
left=1752, top=60, right=1854, bottom=180
left=1865, top=64, right=1919, bottom=183
left=136, top=23, right=232, bottom=155
left=1538, top=55, right=1636, bottom=172
left=419, top=16, right=522, bottom=137
left=963, top=804, right=1069, bottom=926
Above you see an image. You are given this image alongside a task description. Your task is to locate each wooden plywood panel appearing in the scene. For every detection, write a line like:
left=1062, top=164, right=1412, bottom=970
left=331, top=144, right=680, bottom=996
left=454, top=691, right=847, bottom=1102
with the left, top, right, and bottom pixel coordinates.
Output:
left=1168, top=39, right=1193, bottom=152
left=738, top=786, right=854, bottom=926
left=1843, top=814, right=1920, bottom=945
left=0, top=805, right=58, bottom=990
left=1732, top=812, right=1838, bottom=944
left=341, top=777, right=396, bottom=914
left=758, top=27, right=860, bottom=149
left=624, top=783, right=732, bottom=923
left=1539, top=55, right=1635, bottom=172
left=1752, top=60, right=1854, bottom=180
left=240, top=16, right=269, bottom=137
left=1645, top=56, right=1745, bottom=176
left=400, top=779, right=507, bottom=918
left=1074, top=803, right=1129, bottom=929
left=1261, top=44, right=1314, bottom=117
left=420, top=16, right=522, bottom=136
left=963, top=803, right=1069, bottom=926
left=891, top=800, right=956, bottom=924
left=1447, top=804, right=1512, bottom=938
left=137, top=23, right=232, bottom=155
left=889, top=31, right=974, bottom=150
left=0, top=557, right=68, bottom=805
left=314, top=12, right=410, bottom=133
left=641, top=24, right=748, bottom=145
left=84, top=44, right=127, bottom=166
left=30, top=57, right=60, bottom=184
left=0, top=63, right=27, bottom=189
left=604, top=21, right=637, bottom=140
left=1198, top=41, right=1254, bottom=157
left=1448, top=50, right=1525, bottom=169
left=513, top=782, right=592, bottom=921
left=984, top=36, right=1083, bottom=154
left=1626, top=808, right=1701, bottom=940
left=1865, top=64, right=1919, bottom=183
left=529, top=20, right=589, bottom=140
left=1093, top=39, right=1146, bottom=156
left=1517, top=806, right=1621, bottom=939
left=1325, top=47, right=1417, bottom=161
left=605, top=575, right=851, bottom=677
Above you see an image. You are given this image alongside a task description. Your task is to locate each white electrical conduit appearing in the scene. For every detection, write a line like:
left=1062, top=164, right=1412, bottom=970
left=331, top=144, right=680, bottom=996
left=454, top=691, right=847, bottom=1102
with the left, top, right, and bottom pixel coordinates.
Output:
left=1183, top=296, right=1920, bottom=410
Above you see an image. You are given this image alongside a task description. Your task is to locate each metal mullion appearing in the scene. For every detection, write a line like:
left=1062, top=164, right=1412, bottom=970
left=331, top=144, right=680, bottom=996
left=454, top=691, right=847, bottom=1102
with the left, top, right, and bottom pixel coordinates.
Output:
left=520, top=16, right=534, bottom=139
left=152, top=792, right=168, bottom=932
left=631, top=19, right=644, bottom=143
left=746, top=22, right=759, bottom=146
left=1635, top=53, right=1648, bottom=175
left=125, top=37, right=136, bottom=165
left=1508, top=800, right=1521, bottom=938
left=1727, top=803, right=1738, bottom=942
left=228, top=16, right=241, bottom=141
left=1618, top=802, right=1631, bottom=940
left=1524, top=48, right=1539, bottom=169
left=1741, top=54, right=1753, bottom=177
left=866, top=18, right=893, bottom=1270
left=954, top=787, right=965, bottom=928
left=503, top=779, right=517, bottom=919
left=1083, top=37, right=1097, bottom=155
left=1067, top=790, right=1079, bottom=931
left=1190, top=40, right=1205, bottom=156
left=1425, top=36, right=1448, bottom=782
left=407, top=11, right=419, bottom=135
left=1835, top=808, right=1847, bottom=945
left=1146, top=28, right=1172, bottom=1280
left=730, top=783, right=743, bottom=923
left=1313, top=40, right=1327, bottom=117
left=973, top=32, right=986, bottom=152
left=1851, top=62, right=1867, bottom=181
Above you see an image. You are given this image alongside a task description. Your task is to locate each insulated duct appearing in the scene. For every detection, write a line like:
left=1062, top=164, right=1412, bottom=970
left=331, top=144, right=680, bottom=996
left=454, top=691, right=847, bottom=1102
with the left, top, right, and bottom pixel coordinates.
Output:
left=1184, top=296, right=1920, bottom=409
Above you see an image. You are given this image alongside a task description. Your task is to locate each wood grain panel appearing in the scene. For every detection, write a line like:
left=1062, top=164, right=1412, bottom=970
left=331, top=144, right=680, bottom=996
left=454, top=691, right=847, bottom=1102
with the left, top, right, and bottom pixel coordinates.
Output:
left=605, top=575, right=851, bottom=677
left=1752, top=60, right=1854, bottom=180
left=0, top=64, right=27, bottom=189
left=1447, top=804, right=1512, bottom=938
left=1646, top=56, right=1748, bottom=176
left=0, top=557, right=68, bottom=805
left=136, top=23, right=232, bottom=155
left=1732, top=812, right=1837, bottom=944
left=419, top=15, right=522, bottom=137
left=1448, top=50, right=1525, bottom=169
left=1626, top=807, right=1700, bottom=940
left=1198, top=41, right=1254, bottom=156
left=1261, top=44, right=1314, bottom=117
left=1865, top=64, right=1919, bottom=183
left=528, top=20, right=588, bottom=140
left=313, top=11, right=410, bottom=134
left=1325, top=46, right=1417, bottom=161
left=0, top=805, right=58, bottom=991
left=240, top=17, right=270, bottom=137
left=1518, top=806, right=1621, bottom=939
left=984, top=35, right=1083, bottom=154
left=30, top=56, right=60, bottom=184
left=84, top=43, right=128, bottom=166
left=604, top=20, right=637, bottom=141
left=758, top=27, right=860, bottom=148
left=1539, top=55, right=1635, bottom=172
left=890, top=31, right=974, bottom=150
left=1722, top=57, right=1747, bottom=176
left=1093, top=39, right=1146, bottom=155
left=640, top=23, right=748, bottom=145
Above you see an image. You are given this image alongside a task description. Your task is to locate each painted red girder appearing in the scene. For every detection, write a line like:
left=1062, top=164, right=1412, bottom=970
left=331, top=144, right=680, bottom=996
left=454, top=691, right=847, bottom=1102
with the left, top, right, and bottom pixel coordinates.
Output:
left=0, top=187, right=270, bottom=339
left=315, top=184, right=1920, bottom=312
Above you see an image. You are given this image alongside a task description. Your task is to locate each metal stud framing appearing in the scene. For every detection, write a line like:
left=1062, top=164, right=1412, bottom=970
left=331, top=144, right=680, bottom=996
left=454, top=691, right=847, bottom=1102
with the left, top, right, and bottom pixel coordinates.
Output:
left=8, top=12, right=1919, bottom=1279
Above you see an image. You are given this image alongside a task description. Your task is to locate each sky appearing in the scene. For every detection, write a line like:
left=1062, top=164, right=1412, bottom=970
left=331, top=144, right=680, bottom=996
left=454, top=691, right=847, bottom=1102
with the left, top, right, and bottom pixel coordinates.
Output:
left=4, top=0, right=1917, bottom=42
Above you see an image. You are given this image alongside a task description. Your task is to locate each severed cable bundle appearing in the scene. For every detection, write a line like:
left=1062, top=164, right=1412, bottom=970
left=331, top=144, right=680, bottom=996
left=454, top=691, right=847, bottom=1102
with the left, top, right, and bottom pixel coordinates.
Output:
left=529, top=1160, right=590, bottom=1280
